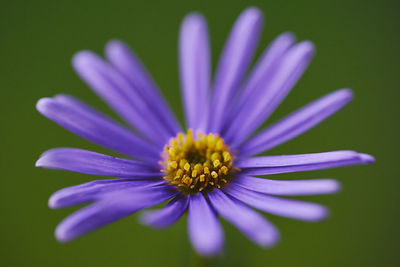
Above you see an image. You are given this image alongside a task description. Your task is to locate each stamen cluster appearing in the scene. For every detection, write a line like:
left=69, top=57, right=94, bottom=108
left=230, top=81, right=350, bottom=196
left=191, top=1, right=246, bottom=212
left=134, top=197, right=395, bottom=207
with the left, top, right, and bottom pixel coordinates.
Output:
left=161, top=129, right=235, bottom=194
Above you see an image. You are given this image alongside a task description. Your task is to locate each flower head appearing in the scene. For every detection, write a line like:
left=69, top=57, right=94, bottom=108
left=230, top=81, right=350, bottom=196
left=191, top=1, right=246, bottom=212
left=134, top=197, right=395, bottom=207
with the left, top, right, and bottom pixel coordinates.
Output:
left=36, top=7, right=374, bottom=256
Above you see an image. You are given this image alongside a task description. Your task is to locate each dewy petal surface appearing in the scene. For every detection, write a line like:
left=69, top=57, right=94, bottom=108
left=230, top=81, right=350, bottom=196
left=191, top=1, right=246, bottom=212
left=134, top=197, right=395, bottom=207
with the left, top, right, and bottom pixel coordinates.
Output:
left=237, top=151, right=375, bottom=175
left=208, top=7, right=263, bottom=132
left=36, top=95, right=160, bottom=160
left=233, top=175, right=340, bottom=196
left=72, top=51, right=172, bottom=146
left=224, top=41, right=315, bottom=146
left=179, top=13, right=210, bottom=131
left=224, top=184, right=328, bottom=221
left=55, top=186, right=177, bottom=242
left=36, top=148, right=160, bottom=177
left=105, top=40, right=181, bottom=134
left=49, top=178, right=166, bottom=209
left=239, top=89, right=354, bottom=155
left=188, top=193, right=224, bottom=256
left=208, top=190, right=280, bottom=247
left=140, top=196, right=189, bottom=229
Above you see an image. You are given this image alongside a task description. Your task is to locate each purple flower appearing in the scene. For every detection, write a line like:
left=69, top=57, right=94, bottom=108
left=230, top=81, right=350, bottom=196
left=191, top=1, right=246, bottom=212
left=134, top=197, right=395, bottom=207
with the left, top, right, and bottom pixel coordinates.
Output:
left=36, top=7, right=374, bottom=256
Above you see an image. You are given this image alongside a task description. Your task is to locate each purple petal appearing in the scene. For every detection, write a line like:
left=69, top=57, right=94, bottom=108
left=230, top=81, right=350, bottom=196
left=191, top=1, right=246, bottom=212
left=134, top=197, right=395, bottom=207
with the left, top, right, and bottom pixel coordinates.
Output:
left=239, top=89, right=354, bottom=155
left=225, top=32, right=295, bottom=130
left=179, top=13, right=210, bottom=130
left=49, top=178, right=165, bottom=209
left=72, top=51, right=172, bottom=146
left=188, top=193, right=224, bottom=256
left=233, top=175, right=340, bottom=196
left=36, top=148, right=160, bottom=177
left=36, top=95, right=160, bottom=161
left=208, top=190, right=279, bottom=247
left=208, top=7, right=263, bottom=133
left=237, top=151, right=375, bottom=175
left=224, top=41, right=315, bottom=146
left=105, top=40, right=181, bottom=134
left=224, top=184, right=328, bottom=221
left=55, top=186, right=177, bottom=242
left=139, top=196, right=189, bottom=229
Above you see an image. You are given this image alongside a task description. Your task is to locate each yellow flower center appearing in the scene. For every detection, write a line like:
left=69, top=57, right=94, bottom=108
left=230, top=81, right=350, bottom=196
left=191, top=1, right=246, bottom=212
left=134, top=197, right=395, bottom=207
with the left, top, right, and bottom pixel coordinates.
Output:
left=161, top=129, right=235, bottom=194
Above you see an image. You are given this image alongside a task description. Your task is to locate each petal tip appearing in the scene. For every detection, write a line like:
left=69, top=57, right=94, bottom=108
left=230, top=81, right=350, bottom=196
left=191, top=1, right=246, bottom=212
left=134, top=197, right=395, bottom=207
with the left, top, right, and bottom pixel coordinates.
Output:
left=55, top=226, right=72, bottom=243
left=35, top=156, right=45, bottom=167
left=243, top=6, right=263, bottom=18
left=105, top=39, right=128, bottom=56
left=36, top=97, right=53, bottom=114
left=300, top=41, right=316, bottom=54
left=313, top=207, right=330, bottom=222
left=259, top=232, right=280, bottom=248
left=72, top=50, right=97, bottom=69
left=183, top=12, right=206, bottom=23
left=359, top=153, right=375, bottom=164
left=330, top=180, right=342, bottom=193
left=48, top=197, right=58, bottom=209
left=280, top=31, right=296, bottom=42
left=338, top=88, right=354, bottom=101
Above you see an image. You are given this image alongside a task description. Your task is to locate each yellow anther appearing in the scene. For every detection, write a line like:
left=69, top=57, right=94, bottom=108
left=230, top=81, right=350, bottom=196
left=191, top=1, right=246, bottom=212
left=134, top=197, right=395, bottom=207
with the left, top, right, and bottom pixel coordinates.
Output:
left=204, top=167, right=210, bottom=175
left=207, top=134, right=215, bottom=148
left=171, top=139, right=178, bottom=148
left=183, top=176, right=192, bottom=185
left=216, top=139, right=224, bottom=150
left=168, top=147, right=176, bottom=156
left=223, top=152, right=231, bottom=162
left=199, top=174, right=205, bottom=182
left=179, top=159, right=188, bottom=168
left=184, top=163, right=190, bottom=172
left=221, top=166, right=229, bottom=175
left=213, top=159, right=221, bottom=168
left=177, top=133, right=183, bottom=144
left=211, top=171, right=218, bottom=179
left=176, top=169, right=183, bottom=177
left=192, top=170, right=198, bottom=178
left=203, top=161, right=212, bottom=169
left=194, top=163, right=203, bottom=172
left=211, top=152, right=220, bottom=161
left=169, top=161, right=178, bottom=169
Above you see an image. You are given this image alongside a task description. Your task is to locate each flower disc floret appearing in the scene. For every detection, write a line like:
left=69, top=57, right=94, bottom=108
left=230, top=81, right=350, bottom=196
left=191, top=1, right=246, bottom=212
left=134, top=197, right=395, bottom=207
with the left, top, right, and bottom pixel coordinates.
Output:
left=161, top=129, right=235, bottom=194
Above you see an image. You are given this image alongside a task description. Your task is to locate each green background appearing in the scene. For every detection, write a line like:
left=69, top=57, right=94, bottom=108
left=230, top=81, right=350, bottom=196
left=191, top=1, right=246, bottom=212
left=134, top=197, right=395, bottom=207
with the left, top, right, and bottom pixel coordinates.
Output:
left=1, top=0, right=398, bottom=266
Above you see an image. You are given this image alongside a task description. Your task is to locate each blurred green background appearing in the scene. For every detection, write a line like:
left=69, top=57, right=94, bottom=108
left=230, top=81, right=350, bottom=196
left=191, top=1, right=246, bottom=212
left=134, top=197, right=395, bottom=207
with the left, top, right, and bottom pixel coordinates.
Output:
left=1, top=0, right=398, bottom=266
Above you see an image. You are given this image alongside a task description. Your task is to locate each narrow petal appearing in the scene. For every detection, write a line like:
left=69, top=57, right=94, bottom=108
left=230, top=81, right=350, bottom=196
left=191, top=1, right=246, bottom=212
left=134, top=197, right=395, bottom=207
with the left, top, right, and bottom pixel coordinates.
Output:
left=224, top=33, right=295, bottom=130
left=208, top=190, right=279, bottom=247
left=239, top=89, right=354, bottom=155
left=208, top=7, right=263, bottom=133
left=49, top=178, right=166, bottom=209
left=237, top=151, right=375, bottom=175
left=224, top=184, right=328, bottom=221
left=36, top=148, right=160, bottom=177
left=140, top=196, right=189, bottom=229
left=233, top=175, right=340, bottom=196
left=188, top=193, right=224, bottom=256
left=105, top=40, right=181, bottom=134
left=36, top=95, right=160, bottom=161
left=72, top=51, right=172, bottom=146
left=224, top=41, right=315, bottom=146
left=55, top=186, right=177, bottom=242
left=179, top=13, right=210, bottom=130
